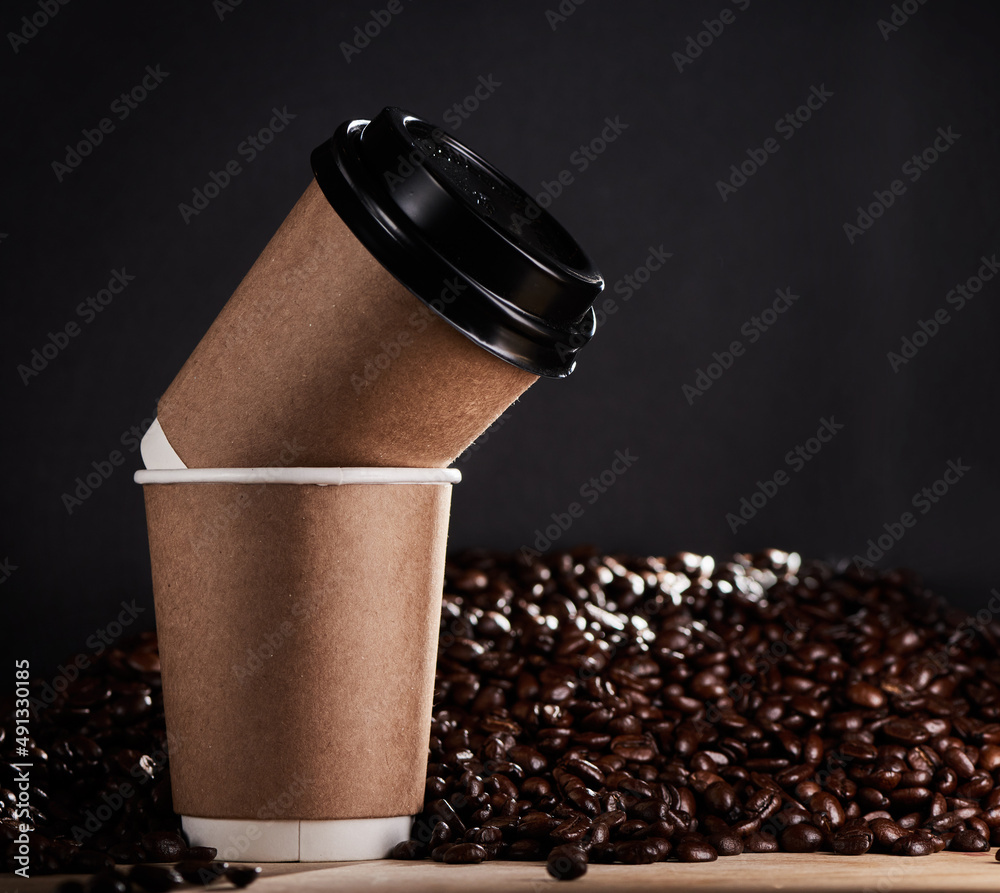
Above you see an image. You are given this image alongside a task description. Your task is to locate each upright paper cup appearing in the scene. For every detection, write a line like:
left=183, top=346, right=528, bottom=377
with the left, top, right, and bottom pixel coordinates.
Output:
left=135, top=466, right=460, bottom=861
left=154, top=107, right=604, bottom=470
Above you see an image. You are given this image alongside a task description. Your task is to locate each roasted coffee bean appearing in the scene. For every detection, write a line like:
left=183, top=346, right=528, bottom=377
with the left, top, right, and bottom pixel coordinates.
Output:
left=508, top=746, right=547, bottom=774
left=618, top=819, right=649, bottom=839
left=968, top=817, right=991, bottom=843
left=676, top=839, right=718, bottom=862
left=563, top=757, right=605, bottom=788
left=745, top=788, right=781, bottom=820
left=546, top=844, right=588, bottom=880
left=225, top=866, right=262, bottom=888
left=943, top=746, right=976, bottom=778
left=846, top=681, right=886, bottom=709
left=957, top=772, right=994, bottom=799
left=443, top=843, right=488, bottom=864
left=884, top=719, right=931, bottom=745
left=473, top=826, right=503, bottom=846
left=810, top=792, right=846, bottom=829
left=551, top=814, right=590, bottom=842
left=707, top=832, right=743, bottom=856
left=389, top=840, right=426, bottom=860
left=890, top=787, right=934, bottom=808
left=183, top=846, right=218, bottom=861
left=645, top=838, right=673, bottom=860
left=744, top=832, right=779, bottom=853
left=140, top=831, right=186, bottom=861
left=703, top=781, right=737, bottom=814
left=892, top=835, right=935, bottom=857
left=176, top=860, right=230, bottom=884
left=950, top=829, right=989, bottom=852
left=596, top=808, right=627, bottom=829
left=832, top=827, right=873, bottom=855
left=780, top=823, right=823, bottom=853
left=429, top=820, right=455, bottom=849
left=611, top=840, right=662, bottom=864
left=729, top=814, right=762, bottom=837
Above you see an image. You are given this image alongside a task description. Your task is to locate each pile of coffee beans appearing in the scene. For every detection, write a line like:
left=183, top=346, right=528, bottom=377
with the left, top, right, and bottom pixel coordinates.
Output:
left=5, top=548, right=1000, bottom=884
left=390, top=548, right=1000, bottom=878
left=0, top=631, right=260, bottom=888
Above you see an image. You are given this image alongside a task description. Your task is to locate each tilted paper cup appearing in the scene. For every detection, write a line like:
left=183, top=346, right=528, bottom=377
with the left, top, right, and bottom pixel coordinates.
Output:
left=134, top=466, right=459, bottom=861
left=154, top=107, right=604, bottom=469
left=156, top=180, right=535, bottom=469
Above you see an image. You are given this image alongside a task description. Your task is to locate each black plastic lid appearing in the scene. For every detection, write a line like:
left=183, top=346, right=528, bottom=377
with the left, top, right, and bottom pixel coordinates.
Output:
left=310, top=107, right=603, bottom=377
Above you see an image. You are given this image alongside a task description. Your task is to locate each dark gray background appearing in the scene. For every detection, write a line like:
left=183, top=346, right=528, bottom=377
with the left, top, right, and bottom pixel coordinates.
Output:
left=3, top=0, right=998, bottom=675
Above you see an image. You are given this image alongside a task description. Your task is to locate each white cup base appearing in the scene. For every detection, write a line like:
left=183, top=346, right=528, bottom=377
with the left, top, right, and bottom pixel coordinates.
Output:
left=181, top=814, right=413, bottom=862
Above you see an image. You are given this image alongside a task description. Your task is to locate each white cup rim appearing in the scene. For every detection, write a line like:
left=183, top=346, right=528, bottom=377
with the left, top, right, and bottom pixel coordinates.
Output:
left=134, top=467, right=461, bottom=486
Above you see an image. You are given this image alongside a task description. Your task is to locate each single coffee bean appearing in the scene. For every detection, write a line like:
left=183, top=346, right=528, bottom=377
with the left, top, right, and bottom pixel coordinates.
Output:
left=389, top=841, right=426, bottom=860
left=890, top=787, right=934, bottom=808
left=943, top=747, right=976, bottom=779
left=527, top=812, right=566, bottom=839
left=508, top=746, right=547, bottom=774
left=644, top=838, right=672, bottom=860
left=546, top=844, right=588, bottom=880
left=969, top=817, right=991, bottom=841
left=744, top=832, right=779, bottom=853
left=183, top=846, right=218, bottom=861
left=884, top=719, right=931, bottom=745
left=832, top=827, right=873, bottom=856
left=780, top=823, right=823, bottom=853
left=950, top=829, right=989, bottom=852
left=810, top=792, right=846, bottom=829
left=140, top=831, right=186, bottom=861
left=707, top=832, right=743, bottom=856
left=676, top=839, right=718, bottom=862
left=846, top=681, right=886, bottom=709
left=175, top=861, right=231, bottom=885
left=225, top=866, right=263, bottom=888
left=429, top=820, right=455, bottom=849
left=703, top=781, right=737, bottom=814
left=443, top=843, right=487, bottom=864
left=891, top=835, right=934, bottom=857
left=611, top=840, right=662, bottom=864
left=551, top=814, right=590, bottom=842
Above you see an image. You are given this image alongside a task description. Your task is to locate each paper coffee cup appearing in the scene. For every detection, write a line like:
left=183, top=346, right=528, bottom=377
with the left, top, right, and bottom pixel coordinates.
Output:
left=135, top=466, right=459, bottom=861
left=155, top=107, right=604, bottom=469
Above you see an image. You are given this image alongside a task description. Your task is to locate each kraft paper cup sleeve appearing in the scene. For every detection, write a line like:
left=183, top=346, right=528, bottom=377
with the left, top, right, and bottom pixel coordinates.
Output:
left=136, top=466, right=457, bottom=860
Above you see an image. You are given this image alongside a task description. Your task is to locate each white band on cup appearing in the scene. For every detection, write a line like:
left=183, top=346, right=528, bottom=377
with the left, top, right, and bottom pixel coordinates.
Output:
left=134, top=466, right=461, bottom=485
left=140, top=418, right=187, bottom=470
left=181, top=815, right=413, bottom=862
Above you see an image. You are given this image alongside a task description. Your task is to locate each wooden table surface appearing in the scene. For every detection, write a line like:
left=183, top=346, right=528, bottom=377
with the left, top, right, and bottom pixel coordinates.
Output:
left=6, top=851, right=1000, bottom=893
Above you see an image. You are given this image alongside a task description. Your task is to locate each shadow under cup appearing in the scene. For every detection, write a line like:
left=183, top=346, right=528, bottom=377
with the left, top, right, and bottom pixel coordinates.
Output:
left=134, top=466, right=460, bottom=861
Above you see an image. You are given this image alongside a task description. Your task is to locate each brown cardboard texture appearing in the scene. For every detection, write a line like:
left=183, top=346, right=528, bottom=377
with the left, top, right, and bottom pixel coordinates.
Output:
left=158, top=180, right=537, bottom=469
left=142, top=479, right=452, bottom=820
